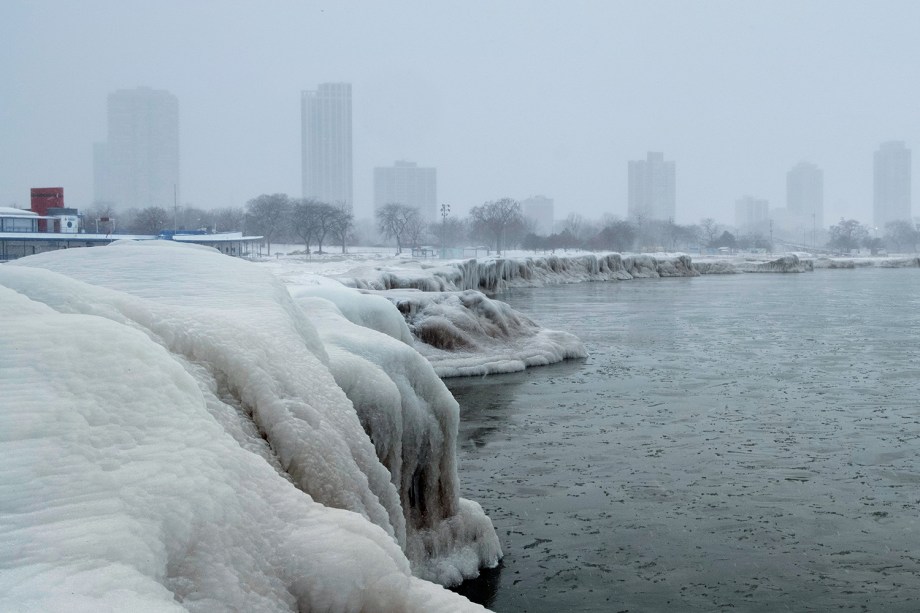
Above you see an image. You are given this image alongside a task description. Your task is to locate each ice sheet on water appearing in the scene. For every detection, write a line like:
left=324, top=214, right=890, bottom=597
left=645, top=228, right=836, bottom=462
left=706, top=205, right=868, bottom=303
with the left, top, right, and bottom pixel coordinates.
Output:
left=1, top=241, right=493, bottom=611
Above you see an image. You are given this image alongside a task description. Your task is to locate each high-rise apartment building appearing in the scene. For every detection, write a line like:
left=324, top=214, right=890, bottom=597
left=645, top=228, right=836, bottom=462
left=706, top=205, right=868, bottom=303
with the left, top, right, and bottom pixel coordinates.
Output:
left=373, top=160, right=436, bottom=220
left=302, top=83, right=353, bottom=207
left=95, top=87, right=179, bottom=209
left=873, top=141, right=911, bottom=228
left=521, top=195, right=554, bottom=235
left=627, top=152, right=676, bottom=222
left=735, top=195, right=770, bottom=230
left=786, top=161, right=824, bottom=230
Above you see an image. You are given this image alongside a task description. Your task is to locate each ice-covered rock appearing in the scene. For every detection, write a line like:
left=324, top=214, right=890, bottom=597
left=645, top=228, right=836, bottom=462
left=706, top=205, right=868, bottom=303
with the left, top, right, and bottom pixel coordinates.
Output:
left=694, top=254, right=814, bottom=274
left=745, top=254, right=813, bottom=273
left=813, top=256, right=920, bottom=269
left=1, top=242, right=496, bottom=611
left=387, top=289, right=587, bottom=377
left=333, top=253, right=698, bottom=294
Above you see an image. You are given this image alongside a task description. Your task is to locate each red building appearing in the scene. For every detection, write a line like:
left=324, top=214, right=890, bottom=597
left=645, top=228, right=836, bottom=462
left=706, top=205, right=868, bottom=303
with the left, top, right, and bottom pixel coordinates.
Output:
left=30, top=187, right=64, bottom=231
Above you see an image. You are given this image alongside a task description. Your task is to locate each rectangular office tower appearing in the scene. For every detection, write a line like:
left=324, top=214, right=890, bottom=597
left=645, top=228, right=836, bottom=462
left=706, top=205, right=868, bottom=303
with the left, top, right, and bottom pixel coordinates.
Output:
left=95, top=87, right=179, bottom=209
left=302, top=83, right=353, bottom=207
left=521, top=195, right=554, bottom=235
left=786, top=161, right=824, bottom=230
left=735, top=195, right=769, bottom=230
left=628, top=152, right=676, bottom=222
left=373, top=161, right=437, bottom=220
left=873, top=141, right=912, bottom=228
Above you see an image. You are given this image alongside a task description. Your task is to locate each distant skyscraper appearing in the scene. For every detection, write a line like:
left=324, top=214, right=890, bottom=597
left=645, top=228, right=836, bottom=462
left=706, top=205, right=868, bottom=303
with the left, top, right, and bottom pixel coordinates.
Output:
left=521, top=195, right=554, bottom=235
left=786, top=161, right=824, bottom=230
left=373, top=160, right=437, bottom=219
left=302, top=83, right=353, bottom=206
left=735, top=195, right=769, bottom=230
left=873, top=141, right=911, bottom=228
left=95, top=87, right=179, bottom=209
left=627, top=152, right=675, bottom=222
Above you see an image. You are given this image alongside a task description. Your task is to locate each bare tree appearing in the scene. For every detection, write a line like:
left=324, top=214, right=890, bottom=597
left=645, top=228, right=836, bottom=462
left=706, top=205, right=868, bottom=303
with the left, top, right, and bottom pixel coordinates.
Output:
left=376, top=203, right=420, bottom=254
left=468, top=197, right=523, bottom=255
left=700, top=217, right=720, bottom=246
left=827, top=218, right=868, bottom=253
left=212, top=207, right=245, bottom=232
left=404, top=213, right=429, bottom=251
left=245, top=193, right=292, bottom=256
left=128, top=206, right=171, bottom=234
left=431, top=216, right=467, bottom=249
left=884, top=220, right=919, bottom=253
left=328, top=203, right=355, bottom=254
left=291, top=198, right=320, bottom=255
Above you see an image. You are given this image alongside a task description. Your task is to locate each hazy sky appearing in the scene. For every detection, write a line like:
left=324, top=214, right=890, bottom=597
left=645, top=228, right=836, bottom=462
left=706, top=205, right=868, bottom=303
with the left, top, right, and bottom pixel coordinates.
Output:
left=2, top=1, right=919, bottom=225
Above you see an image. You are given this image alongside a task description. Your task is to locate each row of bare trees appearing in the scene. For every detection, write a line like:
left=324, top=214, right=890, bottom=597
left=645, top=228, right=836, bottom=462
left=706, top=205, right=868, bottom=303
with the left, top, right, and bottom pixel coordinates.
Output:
left=245, top=194, right=354, bottom=256
left=376, top=198, right=528, bottom=255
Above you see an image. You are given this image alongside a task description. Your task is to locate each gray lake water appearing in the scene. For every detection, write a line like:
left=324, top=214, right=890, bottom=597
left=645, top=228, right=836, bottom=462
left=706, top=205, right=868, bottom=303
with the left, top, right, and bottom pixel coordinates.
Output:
left=449, top=268, right=920, bottom=612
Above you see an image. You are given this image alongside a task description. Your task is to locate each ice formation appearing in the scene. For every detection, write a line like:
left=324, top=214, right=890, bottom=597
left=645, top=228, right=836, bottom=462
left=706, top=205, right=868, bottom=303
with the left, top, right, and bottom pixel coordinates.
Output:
left=694, top=254, right=813, bottom=274
left=1, top=241, right=498, bottom=611
left=331, top=252, right=698, bottom=294
left=382, top=289, right=586, bottom=377
left=813, top=255, right=920, bottom=269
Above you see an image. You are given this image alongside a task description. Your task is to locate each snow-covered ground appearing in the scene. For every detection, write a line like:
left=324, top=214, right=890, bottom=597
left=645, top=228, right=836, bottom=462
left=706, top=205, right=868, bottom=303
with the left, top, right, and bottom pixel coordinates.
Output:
left=1, top=242, right=500, bottom=612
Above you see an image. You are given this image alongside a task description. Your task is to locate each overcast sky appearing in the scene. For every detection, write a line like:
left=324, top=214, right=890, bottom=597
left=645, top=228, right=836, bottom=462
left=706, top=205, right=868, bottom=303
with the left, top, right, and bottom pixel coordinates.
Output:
left=2, top=1, right=918, bottom=225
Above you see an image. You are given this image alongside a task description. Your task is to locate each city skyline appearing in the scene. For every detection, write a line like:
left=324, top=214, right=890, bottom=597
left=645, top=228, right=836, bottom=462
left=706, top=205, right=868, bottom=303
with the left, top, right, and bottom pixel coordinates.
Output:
left=3, top=2, right=920, bottom=227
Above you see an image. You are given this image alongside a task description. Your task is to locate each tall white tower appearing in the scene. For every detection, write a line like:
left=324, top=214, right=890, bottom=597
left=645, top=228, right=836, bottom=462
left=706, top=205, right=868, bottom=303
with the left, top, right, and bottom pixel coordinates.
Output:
left=97, top=87, right=179, bottom=210
left=873, top=141, right=911, bottom=228
left=627, top=152, right=676, bottom=222
left=301, top=83, right=353, bottom=207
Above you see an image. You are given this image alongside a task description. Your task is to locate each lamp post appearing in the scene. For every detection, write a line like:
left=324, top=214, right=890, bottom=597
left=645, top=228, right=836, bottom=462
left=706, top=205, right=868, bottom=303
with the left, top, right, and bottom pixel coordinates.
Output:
left=440, top=203, right=451, bottom=258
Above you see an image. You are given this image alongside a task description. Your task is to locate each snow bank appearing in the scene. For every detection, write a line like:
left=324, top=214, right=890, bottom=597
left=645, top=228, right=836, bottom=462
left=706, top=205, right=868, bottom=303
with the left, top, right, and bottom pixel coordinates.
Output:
left=1, top=242, right=496, bottom=611
left=331, top=253, right=698, bottom=294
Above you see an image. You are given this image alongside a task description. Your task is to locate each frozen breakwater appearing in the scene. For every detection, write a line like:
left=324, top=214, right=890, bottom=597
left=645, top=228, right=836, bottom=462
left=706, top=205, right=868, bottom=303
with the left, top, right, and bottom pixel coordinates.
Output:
left=694, top=253, right=814, bottom=274
left=336, top=253, right=699, bottom=294
left=1, top=242, right=499, bottom=612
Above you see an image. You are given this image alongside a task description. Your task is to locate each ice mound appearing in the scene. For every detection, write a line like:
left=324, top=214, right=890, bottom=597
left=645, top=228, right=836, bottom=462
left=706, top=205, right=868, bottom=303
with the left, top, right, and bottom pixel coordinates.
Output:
left=695, top=254, right=814, bottom=274
left=334, top=253, right=698, bottom=294
left=1, top=242, right=495, bottom=610
left=386, top=289, right=586, bottom=377
left=813, top=256, right=920, bottom=269
left=746, top=254, right=813, bottom=272
left=289, top=290, right=502, bottom=581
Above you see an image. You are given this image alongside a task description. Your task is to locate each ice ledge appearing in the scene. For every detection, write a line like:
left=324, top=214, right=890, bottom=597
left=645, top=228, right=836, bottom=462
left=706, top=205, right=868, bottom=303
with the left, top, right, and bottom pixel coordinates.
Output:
left=336, top=253, right=699, bottom=294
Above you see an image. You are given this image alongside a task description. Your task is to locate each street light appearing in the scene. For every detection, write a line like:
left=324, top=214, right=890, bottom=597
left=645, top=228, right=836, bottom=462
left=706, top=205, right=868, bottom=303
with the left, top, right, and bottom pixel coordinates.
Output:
left=440, top=204, right=451, bottom=258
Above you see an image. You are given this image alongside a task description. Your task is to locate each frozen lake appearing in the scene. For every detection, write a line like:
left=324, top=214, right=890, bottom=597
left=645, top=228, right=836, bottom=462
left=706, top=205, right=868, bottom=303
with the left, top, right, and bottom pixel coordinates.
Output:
left=450, top=268, right=920, bottom=612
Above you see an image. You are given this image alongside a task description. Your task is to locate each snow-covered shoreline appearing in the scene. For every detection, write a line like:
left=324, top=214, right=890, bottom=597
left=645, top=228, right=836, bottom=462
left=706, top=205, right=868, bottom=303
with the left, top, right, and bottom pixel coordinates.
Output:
left=265, top=248, right=920, bottom=295
left=261, top=249, right=918, bottom=375
left=1, top=243, right=500, bottom=611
